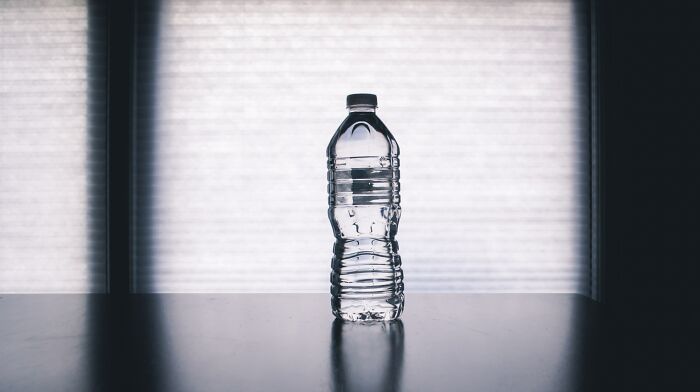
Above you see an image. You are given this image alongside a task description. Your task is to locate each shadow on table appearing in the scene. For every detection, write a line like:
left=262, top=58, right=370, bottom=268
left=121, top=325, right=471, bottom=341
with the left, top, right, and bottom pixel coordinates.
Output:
left=331, top=319, right=405, bottom=392
left=87, top=295, right=170, bottom=392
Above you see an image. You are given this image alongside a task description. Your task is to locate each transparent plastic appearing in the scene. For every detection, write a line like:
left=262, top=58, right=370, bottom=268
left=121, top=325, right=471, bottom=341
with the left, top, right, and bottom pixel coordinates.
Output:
left=327, top=103, right=404, bottom=321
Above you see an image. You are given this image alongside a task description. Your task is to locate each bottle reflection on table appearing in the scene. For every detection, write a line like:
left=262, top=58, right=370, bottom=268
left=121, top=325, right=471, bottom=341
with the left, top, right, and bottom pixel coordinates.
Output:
left=331, top=318, right=405, bottom=392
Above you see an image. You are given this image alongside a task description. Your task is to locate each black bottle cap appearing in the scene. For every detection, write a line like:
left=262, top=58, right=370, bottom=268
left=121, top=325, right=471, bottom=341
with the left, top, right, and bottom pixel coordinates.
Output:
left=346, top=93, right=377, bottom=108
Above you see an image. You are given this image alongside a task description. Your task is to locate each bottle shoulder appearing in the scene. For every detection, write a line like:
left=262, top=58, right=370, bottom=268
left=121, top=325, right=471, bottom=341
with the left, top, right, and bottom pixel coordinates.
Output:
left=327, top=113, right=399, bottom=158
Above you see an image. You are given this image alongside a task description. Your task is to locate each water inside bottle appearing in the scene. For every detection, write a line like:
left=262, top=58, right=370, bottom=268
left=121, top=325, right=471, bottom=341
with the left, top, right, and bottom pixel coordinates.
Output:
left=327, top=95, right=404, bottom=321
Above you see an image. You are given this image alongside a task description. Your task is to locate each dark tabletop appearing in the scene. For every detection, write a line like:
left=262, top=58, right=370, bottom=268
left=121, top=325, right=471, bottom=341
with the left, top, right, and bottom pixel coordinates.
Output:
left=0, top=294, right=604, bottom=392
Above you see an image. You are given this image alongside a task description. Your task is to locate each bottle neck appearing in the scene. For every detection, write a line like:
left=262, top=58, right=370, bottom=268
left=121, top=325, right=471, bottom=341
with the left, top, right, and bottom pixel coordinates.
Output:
left=348, top=105, right=376, bottom=113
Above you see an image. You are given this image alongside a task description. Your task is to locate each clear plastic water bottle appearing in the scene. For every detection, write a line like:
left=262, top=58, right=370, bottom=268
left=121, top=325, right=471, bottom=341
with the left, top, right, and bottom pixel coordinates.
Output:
left=327, top=93, right=404, bottom=321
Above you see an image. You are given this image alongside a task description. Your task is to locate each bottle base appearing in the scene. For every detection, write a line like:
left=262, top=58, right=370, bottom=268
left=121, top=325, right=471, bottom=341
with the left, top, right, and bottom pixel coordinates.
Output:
left=332, top=296, right=404, bottom=321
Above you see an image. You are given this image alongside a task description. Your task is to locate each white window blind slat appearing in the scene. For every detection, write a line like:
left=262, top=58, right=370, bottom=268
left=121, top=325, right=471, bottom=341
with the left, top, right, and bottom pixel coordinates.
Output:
left=134, top=0, right=590, bottom=293
left=0, top=0, right=106, bottom=293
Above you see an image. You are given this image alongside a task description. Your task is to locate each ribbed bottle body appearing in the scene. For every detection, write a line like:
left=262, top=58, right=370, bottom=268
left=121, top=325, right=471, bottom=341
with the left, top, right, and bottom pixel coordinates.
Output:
left=327, top=111, right=403, bottom=321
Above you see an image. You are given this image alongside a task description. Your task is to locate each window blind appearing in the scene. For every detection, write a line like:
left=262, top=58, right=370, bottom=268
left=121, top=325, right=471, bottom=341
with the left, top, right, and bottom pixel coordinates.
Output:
left=0, top=0, right=106, bottom=292
left=134, top=0, right=590, bottom=293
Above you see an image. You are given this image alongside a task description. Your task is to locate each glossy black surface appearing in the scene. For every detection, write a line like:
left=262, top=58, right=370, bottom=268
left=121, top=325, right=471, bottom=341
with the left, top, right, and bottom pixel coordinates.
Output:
left=0, top=294, right=603, bottom=391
